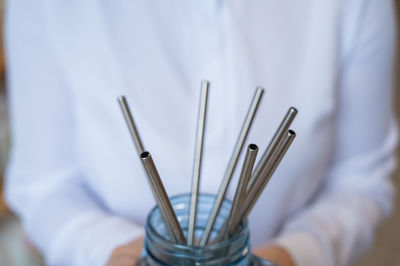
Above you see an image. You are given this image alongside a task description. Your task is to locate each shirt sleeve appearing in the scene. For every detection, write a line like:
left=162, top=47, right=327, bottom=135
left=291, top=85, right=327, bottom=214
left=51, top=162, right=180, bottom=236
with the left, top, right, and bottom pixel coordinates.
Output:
left=274, top=1, right=398, bottom=265
left=4, top=1, right=144, bottom=265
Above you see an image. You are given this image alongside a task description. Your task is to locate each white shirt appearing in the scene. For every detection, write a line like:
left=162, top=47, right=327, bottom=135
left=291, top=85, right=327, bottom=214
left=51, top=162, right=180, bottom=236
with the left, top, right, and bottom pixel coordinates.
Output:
left=5, top=1, right=397, bottom=266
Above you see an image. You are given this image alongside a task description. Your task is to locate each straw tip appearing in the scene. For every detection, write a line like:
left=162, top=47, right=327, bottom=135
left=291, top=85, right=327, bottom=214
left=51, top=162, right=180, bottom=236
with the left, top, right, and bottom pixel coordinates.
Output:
left=141, top=151, right=150, bottom=159
left=201, top=81, right=210, bottom=89
left=256, top=87, right=265, bottom=93
left=117, top=95, right=126, bottom=102
left=249, top=143, right=259, bottom=151
left=289, top=107, right=298, bottom=114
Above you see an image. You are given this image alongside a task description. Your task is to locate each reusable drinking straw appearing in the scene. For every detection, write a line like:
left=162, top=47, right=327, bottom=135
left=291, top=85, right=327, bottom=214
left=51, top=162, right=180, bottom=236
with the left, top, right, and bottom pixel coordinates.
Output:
left=118, top=88, right=298, bottom=251
left=187, top=81, right=209, bottom=245
left=232, top=130, right=296, bottom=234
left=118, top=96, right=186, bottom=244
left=200, top=88, right=264, bottom=246
left=247, top=107, right=297, bottom=192
left=141, top=152, right=186, bottom=244
left=216, top=144, right=259, bottom=241
left=118, top=96, right=145, bottom=155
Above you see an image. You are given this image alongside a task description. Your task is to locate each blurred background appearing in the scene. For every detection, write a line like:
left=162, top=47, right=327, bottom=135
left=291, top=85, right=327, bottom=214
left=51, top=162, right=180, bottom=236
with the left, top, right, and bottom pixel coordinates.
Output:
left=0, top=2, right=399, bottom=266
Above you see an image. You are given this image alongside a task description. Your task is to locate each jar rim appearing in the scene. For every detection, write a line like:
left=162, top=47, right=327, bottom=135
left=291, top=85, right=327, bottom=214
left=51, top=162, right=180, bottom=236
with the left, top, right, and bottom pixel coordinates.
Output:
left=145, top=193, right=248, bottom=251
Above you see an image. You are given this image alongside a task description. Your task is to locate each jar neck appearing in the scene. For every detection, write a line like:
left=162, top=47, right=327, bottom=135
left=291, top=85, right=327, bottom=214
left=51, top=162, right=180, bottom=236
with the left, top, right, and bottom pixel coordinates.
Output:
left=143, top=194, right=251, bottom=265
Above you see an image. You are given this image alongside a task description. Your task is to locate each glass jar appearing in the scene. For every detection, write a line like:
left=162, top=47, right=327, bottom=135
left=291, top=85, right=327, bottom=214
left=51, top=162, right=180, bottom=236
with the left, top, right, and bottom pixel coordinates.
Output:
left=140, top=193, right=277, bottom=265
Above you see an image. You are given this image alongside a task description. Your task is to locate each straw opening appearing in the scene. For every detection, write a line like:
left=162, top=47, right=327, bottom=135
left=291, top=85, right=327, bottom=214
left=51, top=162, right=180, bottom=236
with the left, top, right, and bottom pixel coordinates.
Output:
left=141, top=151, right=150, bottom=158
left=249, top=144, right=258, bottom=151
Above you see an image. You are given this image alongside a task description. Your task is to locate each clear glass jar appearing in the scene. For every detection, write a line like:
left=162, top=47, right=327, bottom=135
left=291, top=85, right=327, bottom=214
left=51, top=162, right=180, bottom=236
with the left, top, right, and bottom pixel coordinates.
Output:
left=140, top=194, right=277, bottom=265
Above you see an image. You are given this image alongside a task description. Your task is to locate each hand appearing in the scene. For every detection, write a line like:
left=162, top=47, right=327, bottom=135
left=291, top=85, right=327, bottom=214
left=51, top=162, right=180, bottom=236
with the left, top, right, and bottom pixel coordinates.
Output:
left=106, top=236, right=145, bottom=266
left=253, top=245, right=295, bottom=266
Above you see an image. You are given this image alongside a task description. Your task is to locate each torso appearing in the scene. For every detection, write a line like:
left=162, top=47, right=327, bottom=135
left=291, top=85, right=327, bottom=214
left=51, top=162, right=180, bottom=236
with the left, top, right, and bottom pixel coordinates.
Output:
left=47, top=1, right=346, bottom=246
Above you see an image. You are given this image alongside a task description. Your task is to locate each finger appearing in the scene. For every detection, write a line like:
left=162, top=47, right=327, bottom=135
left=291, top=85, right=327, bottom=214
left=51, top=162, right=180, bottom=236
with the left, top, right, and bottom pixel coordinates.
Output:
left=107, top=253, right=140, bottom=266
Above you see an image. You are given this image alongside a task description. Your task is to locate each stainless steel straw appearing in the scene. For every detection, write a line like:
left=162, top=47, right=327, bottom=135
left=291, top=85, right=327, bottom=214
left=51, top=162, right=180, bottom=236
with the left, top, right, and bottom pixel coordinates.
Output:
left=141, top=151, right=186, bottom=244
left=247, top=107, right=297, bottom=192
left=118, top=96, right=186, bottom=244
left=216, top=144, right=259, bottom=242
left=199, top=88, right=264, bottom=246
left=187, top=81, right=209, bottom=245
left=118, top=96, right=145, bottom=155
left=232, top=130, right=296, bottom=234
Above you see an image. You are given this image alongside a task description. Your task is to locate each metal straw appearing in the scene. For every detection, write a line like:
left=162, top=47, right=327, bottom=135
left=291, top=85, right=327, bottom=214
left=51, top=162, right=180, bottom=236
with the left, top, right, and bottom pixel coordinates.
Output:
left=247, top=107, right=297, bottom=192
left=118, top=96, right=185, bottom=244
left=199, top=87, right=264, bottom=246
left=216, top=144, right=258, bottom=242
left=118, top=96, right=145, bottom=155
left=232, top=130, right=296, bottom=234
left=187, top=81, right=209, bottom=245
left=141, top=151, right=186, bottom=244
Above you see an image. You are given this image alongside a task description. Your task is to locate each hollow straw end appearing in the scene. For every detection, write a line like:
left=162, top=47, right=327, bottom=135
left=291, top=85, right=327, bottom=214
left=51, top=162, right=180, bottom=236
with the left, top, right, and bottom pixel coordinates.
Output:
left=289, top=107, right=298, bottom=116
left=141, top=151, right=150, bottom=159
left=287, top=129, right=296, bottom=137
left=117, top=95, right=127, bottom=103
left=249, top=143, right=259, bottom=151
left=201, top=80, right=210, bottom=86
left=255, top=87, right=265, bottom=96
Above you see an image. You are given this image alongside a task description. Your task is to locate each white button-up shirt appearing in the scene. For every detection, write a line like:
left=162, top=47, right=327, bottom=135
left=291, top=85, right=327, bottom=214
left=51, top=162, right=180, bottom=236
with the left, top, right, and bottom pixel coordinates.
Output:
left=5, top=1, right=397, bottom=266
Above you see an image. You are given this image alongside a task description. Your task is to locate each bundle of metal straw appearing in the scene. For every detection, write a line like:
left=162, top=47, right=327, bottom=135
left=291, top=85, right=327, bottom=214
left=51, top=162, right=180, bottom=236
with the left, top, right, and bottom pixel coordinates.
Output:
left=118, top=81, right=297, bottom=246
